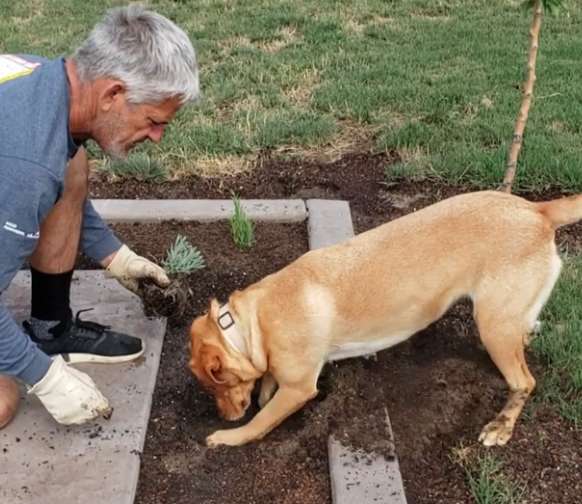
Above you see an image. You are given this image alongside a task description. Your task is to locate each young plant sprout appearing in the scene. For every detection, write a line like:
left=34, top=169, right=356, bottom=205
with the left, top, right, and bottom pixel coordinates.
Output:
left=162, top=235, right=206, bottom=275
left=230, top=196, right=255, bottom=250
left=140, top=235, right=205, bottom=319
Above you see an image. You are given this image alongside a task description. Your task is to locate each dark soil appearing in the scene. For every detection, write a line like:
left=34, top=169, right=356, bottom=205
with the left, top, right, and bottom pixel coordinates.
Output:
left=79, top=221, right=309, bottom=322
left=90, top=152, right=582, bottom=504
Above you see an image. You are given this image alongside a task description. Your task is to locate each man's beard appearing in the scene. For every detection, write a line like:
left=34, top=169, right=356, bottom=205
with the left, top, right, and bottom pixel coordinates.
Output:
left=104, top=141, right=128, bottom=161
left=94, top=114, right=129, bottom=160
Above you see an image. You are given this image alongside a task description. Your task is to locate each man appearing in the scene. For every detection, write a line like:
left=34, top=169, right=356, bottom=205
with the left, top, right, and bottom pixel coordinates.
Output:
left=0, top=5, right=199, bottom=428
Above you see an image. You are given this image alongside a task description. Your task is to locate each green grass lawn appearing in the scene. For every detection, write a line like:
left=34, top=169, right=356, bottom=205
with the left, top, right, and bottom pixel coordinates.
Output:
left=2, top=0, right=581, bottom=189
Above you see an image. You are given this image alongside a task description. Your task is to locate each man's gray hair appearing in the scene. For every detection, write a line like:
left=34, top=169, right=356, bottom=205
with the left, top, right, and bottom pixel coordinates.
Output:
left=74, top=4, right=199, bottom=104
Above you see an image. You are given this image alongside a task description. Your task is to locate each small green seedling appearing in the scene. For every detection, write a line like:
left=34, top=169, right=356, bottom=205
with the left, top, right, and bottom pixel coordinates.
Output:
left=230, top=196, right=255, bottom=250
left=162, top=235, right=206, bottom=275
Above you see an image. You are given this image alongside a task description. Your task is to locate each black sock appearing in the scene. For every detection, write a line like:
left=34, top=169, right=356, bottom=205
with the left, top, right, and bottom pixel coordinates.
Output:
left=30, top=267, right=73, bottom=321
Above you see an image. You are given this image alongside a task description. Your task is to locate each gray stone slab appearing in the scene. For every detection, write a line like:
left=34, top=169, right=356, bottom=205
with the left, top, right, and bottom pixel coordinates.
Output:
left=0, top=271, right=166, bottom=504
left=306, top=199, right=355, bottom=249
left=328, top=409, right=407, bottom=504
left=92, top=199, right=307, bottom=223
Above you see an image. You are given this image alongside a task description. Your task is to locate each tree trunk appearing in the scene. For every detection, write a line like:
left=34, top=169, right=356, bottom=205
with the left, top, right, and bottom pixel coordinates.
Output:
left=501, top=0, right=543, bottom=193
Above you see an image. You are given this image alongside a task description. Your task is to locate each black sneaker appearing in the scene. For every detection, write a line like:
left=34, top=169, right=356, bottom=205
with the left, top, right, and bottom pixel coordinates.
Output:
left=23, top=309, right=144, bottom=364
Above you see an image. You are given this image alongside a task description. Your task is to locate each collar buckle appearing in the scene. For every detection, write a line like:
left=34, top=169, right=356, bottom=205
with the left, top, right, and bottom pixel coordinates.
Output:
left=218, top=310, right=235, bottom=330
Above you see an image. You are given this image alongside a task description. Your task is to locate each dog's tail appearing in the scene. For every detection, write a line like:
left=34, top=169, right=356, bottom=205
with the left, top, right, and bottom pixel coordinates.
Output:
left=536, top=194, right=582, bottom=229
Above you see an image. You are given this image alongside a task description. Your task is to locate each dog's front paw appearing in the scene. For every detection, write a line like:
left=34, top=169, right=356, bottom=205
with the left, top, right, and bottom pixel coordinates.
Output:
left=206, top=429, right=245, bottom=448
left=478, top=419, right=514, bottom=447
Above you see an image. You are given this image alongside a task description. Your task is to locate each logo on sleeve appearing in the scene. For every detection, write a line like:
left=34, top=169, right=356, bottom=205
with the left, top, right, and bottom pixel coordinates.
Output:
left=0, top=55, right=40, bottom=84
left=3, top=221, right=39, bottom=239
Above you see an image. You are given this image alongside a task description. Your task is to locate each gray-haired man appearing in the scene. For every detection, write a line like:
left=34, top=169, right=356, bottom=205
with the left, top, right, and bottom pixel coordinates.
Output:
left=0, top=5, right=199, bottom=427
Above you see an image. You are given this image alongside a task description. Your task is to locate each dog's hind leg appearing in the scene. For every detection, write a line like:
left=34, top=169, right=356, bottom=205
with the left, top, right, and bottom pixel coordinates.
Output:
left=474, top=251, right=562, bottom=446
left=475, top=319, right=535, bottom=447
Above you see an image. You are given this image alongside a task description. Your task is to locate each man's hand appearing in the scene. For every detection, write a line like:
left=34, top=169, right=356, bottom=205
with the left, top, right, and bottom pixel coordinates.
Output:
left=28, top=356, right=112, bottom=425
left=105, top=245, right=170, bottom=293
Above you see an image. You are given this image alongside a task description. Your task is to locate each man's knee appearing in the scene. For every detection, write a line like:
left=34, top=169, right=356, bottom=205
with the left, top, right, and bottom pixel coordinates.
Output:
left=0, top=376, right=20, bottom=429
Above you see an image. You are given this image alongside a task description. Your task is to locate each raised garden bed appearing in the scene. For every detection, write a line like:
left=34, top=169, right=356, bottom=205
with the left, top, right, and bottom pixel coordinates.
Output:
left=88, top=152, right=582, bottom=504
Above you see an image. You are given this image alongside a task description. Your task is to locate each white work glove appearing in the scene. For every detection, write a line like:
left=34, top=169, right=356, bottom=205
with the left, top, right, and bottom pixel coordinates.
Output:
left=106, top=244, right=170, bottom=293
left=28, top=356, right=111, bottom=425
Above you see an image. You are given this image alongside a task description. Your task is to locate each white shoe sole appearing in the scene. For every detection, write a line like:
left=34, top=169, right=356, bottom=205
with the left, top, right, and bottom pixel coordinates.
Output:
left=60, top=345, right=145, bottom=364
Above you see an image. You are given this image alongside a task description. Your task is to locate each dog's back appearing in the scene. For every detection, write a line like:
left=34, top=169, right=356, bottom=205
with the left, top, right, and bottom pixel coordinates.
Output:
left=290, top=190, right=582, bottom=284
left=254, top=191, right=580, bottom=358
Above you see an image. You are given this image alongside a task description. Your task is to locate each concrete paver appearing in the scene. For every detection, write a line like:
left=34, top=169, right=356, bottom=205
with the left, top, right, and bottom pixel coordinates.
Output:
left=328, top=409, right=407, bottom=504
left=93, top=199, right=307, bottom=223
left=0, top=271, right=166, bottom=504
left=329, top=438, right=407, bottom=504
left=306, top=199, right=355, bottom=249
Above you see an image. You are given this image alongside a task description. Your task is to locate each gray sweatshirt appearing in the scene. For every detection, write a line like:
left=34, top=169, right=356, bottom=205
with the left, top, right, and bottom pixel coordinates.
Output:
left=0, top=55, right=122, bottom=384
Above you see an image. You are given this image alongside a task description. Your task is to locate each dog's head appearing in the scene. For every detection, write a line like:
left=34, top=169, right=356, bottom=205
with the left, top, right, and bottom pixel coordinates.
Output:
left=189, top=299, right=260, bottom=421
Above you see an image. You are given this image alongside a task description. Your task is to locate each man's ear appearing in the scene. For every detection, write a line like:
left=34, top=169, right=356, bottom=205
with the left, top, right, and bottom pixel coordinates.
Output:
left=99, top=81, right=126, bottom=112
left=204, top=351, right=226, bottom=385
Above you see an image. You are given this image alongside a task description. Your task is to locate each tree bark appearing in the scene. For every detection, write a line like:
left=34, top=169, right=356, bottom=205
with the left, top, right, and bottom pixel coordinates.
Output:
left=501, top=0, right=543, bottom=193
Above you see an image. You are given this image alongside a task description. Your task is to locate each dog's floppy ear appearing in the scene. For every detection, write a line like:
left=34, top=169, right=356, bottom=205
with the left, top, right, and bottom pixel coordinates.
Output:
left=204, top=349, right=226, bottom=385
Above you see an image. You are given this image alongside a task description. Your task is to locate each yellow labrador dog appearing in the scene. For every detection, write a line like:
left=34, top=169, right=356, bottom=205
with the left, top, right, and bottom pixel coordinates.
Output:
left=190, top=190, right=581, bottom=448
